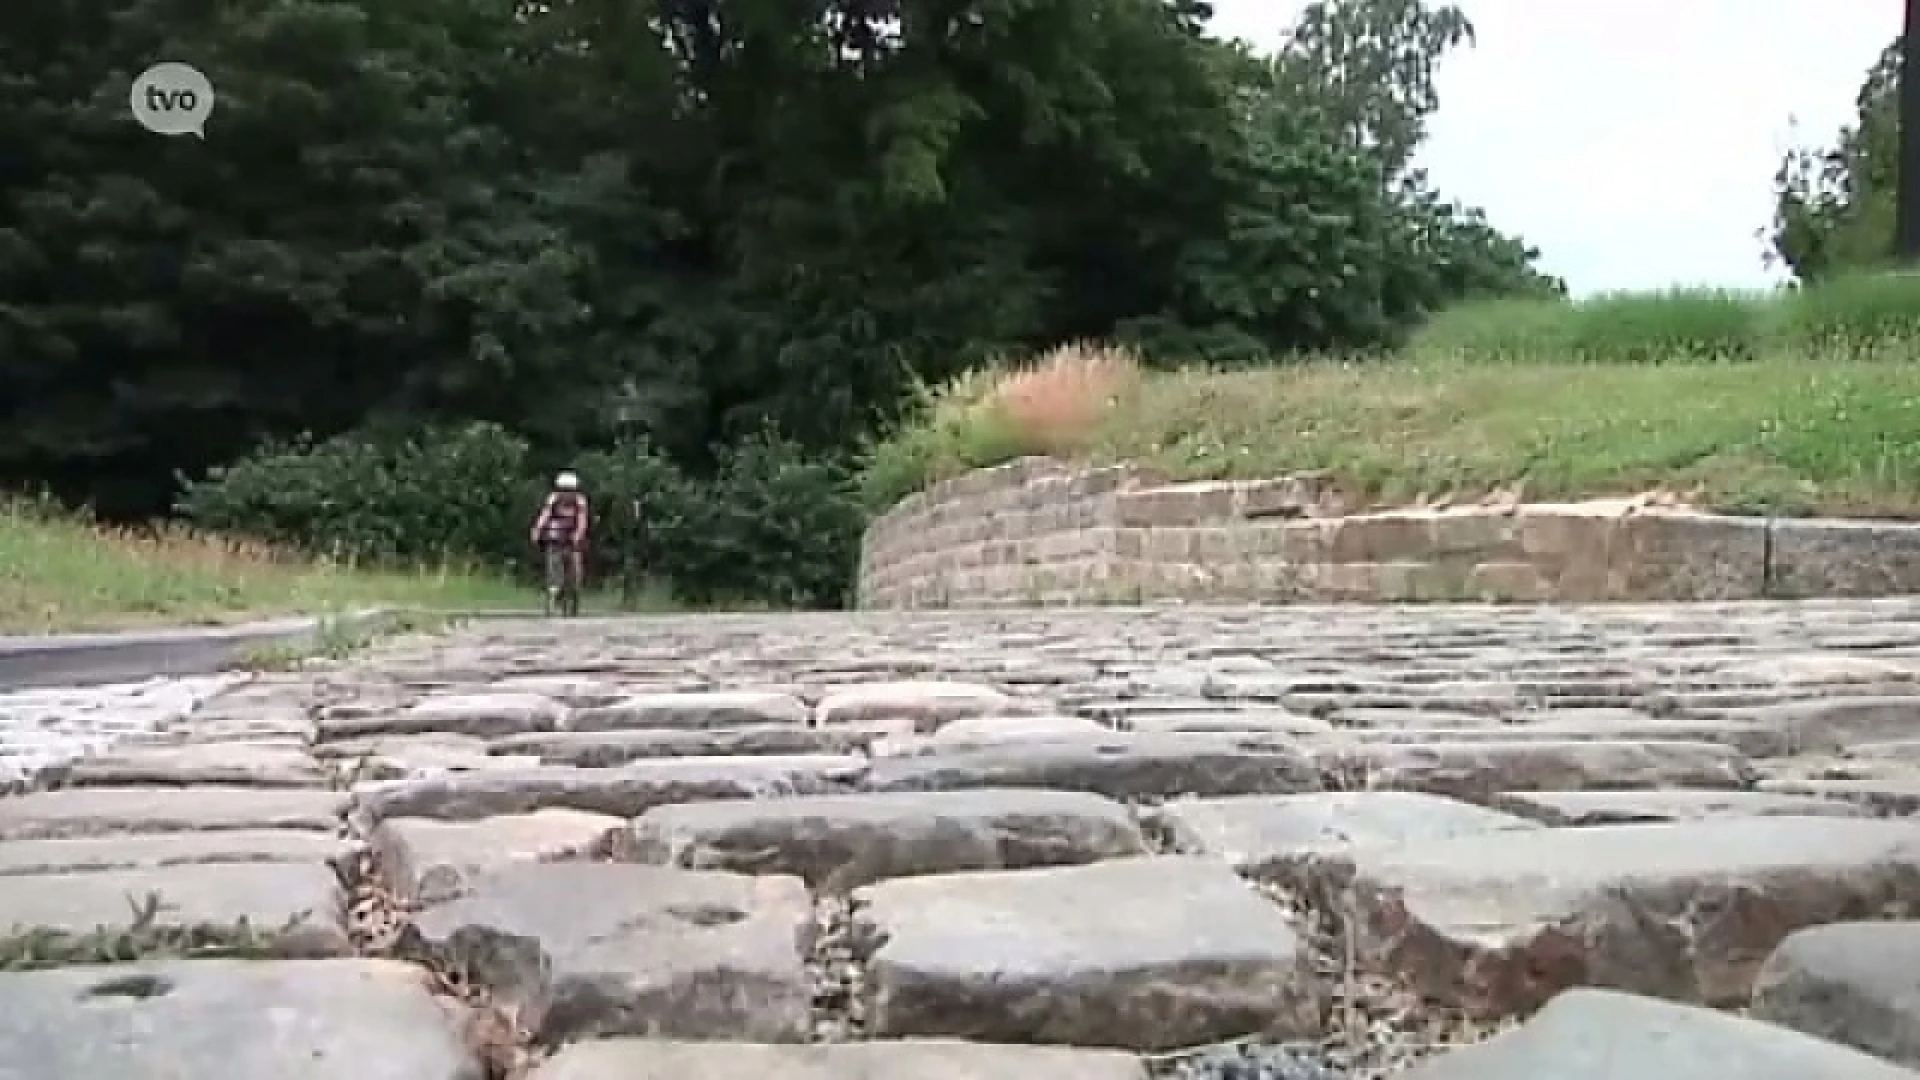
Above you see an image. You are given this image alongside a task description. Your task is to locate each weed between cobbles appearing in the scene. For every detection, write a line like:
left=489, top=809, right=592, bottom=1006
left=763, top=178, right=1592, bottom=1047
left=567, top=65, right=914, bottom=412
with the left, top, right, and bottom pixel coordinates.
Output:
left=0, top=891, right=307, bottom=971
left=233, top=611, right=460, bottom=674
left=1133, top=775, right=1502, bottom=1080
left=338, top=837, right=541, bottom=1080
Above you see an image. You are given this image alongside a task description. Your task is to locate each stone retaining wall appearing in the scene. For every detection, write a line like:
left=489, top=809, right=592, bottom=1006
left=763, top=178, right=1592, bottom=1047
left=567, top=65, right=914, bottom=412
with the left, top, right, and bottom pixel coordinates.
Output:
left=857, top=457, right=1920, bottom=607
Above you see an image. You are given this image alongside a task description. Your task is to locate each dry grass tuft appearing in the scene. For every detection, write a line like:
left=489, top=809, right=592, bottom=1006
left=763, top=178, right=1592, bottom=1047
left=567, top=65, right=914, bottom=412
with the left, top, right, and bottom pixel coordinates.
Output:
left=861, top=343, right=1142, bottom=507
left=986, top=341, right=1143, bottom=457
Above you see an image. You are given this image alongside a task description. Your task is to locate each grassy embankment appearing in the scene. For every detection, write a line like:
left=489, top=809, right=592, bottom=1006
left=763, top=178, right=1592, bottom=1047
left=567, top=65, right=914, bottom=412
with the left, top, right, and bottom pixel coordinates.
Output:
left=863, top=271, right=1920, bottom=520
left=0, top=498, right=541, bottom=635
left=13, top=273, right=1920, bottom=633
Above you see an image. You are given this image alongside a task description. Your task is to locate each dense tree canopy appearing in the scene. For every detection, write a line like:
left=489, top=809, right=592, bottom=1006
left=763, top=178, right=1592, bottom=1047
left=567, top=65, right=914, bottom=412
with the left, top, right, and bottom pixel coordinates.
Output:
left=1770, top=40, right=1899, bottom=280
left=0, top=0, right=1554, bottom=519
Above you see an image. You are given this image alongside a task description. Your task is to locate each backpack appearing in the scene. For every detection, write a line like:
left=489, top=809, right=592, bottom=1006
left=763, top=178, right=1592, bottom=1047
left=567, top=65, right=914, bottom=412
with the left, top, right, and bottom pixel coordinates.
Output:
left=541, top=491, right=587, bottom=541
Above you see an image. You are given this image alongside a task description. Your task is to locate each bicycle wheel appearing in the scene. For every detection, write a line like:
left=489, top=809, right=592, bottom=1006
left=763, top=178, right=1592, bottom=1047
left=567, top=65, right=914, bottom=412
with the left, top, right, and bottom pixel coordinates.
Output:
left=561, top=550, right=584, bottom=616
left=542, top=547, right=565, bottom=616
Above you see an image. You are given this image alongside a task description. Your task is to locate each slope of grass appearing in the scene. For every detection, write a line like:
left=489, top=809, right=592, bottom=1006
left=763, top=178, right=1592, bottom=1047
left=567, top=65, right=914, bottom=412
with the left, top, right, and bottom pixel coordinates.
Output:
left=863, top=273, right=1920, bottom=519
left=0, top=500, right=540, bottom=634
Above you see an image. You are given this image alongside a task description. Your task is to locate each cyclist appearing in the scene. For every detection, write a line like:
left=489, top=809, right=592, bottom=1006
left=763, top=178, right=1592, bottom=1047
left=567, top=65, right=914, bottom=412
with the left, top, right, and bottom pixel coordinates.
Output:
left=530, top=470, right=590, bottom=613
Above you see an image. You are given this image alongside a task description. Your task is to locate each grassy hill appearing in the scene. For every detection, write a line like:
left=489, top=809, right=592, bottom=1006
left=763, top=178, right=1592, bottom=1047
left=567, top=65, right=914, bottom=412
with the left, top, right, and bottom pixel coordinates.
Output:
left=0, top=499, right=535, bottom=634
left=13, top=272, right=1920, bottom=633
left=863, top=272, right=1920, bottom=520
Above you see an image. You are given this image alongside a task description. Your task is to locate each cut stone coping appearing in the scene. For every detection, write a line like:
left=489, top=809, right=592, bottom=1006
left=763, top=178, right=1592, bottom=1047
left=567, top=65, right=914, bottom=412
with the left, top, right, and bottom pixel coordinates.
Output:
left=857, top=457, right=1920, bottom=607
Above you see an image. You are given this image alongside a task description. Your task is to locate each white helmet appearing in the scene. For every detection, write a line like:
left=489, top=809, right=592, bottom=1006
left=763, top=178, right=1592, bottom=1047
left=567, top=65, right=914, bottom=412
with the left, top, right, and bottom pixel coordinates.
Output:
left=554, top=470, right=579, bottom=490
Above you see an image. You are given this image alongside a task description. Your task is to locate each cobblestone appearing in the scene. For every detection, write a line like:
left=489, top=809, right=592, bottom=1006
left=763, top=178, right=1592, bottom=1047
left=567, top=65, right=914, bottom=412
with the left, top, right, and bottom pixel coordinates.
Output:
left=0, top=675, right=242, bottom=785
left=4, top=602, right=1920, bottom=1078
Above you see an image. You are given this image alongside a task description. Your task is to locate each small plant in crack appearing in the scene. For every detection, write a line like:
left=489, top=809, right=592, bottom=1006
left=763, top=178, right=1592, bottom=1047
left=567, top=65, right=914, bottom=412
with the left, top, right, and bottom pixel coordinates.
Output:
left=0, top=891, right=312, bottom=971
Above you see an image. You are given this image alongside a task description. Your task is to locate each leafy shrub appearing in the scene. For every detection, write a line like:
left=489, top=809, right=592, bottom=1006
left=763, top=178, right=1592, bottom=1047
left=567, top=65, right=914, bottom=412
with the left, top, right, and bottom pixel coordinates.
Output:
left=178, top=422, right=532, bottom=568
left=575, top=434, right=863, bottom=608
left=674, top=433, right=865, bottom=609
left=183, top=423, right=867, bottom=609
left=177, top=435, right=382, bottom=555
left=861, top=369, right=1018, bottom=511
left=570, top=438, right=704, bottom=606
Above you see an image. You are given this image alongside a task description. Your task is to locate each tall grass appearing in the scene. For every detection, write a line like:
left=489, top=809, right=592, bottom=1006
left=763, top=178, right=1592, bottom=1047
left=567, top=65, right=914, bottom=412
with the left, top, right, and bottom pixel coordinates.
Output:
left=861, top=270, right=1920, bottom=518
left=1774, top=270, right=1920, bottom=356
left=1410, top=270, right=1920, bottom=365
left=0, top=496, right=537, bottom=633
left=1410, top=288, right=1768, bottom=364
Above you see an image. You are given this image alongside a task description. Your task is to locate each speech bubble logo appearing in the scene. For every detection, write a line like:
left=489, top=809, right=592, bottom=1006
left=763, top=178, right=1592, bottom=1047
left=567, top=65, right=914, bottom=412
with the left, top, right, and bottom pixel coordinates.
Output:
left=130, top=62, right=214, bottom=137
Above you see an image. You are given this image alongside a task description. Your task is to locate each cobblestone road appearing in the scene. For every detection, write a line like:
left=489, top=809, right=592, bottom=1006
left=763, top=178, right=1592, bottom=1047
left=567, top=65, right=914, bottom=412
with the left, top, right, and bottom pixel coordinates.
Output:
left=0, top=674, right=241, bottom=789
left=3, top=602, right=1920, bottom=1080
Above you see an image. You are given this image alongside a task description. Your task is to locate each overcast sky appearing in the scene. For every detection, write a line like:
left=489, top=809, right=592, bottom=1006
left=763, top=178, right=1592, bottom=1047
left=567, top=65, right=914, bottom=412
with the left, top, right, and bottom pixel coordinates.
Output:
left=1207, top=0, right=1892, bottom=295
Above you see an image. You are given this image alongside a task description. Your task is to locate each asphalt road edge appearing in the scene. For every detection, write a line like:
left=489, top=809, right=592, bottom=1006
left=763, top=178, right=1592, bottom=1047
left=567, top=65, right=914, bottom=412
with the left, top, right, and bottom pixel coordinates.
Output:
left=0, top=609, right=399, bottom=690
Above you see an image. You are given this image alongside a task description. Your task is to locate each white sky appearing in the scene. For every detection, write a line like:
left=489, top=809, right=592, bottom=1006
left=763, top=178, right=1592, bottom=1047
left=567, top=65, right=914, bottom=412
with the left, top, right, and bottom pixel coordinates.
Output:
left=1207, top=0, right=1893, bottom=295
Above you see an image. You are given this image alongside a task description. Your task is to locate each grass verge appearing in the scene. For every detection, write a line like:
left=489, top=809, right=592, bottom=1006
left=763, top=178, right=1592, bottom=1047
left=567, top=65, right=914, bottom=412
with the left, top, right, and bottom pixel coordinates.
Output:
left=229, top=610, right=456, bottom=672
left=0, top=499, right=540, bottom=634
left=863, top=273, right=1920, bottom=518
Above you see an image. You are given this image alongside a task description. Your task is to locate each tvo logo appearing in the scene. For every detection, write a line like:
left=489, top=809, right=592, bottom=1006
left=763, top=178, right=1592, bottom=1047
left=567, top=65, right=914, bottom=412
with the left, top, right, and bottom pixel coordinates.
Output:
left=130, top=62, right=214, bottom=137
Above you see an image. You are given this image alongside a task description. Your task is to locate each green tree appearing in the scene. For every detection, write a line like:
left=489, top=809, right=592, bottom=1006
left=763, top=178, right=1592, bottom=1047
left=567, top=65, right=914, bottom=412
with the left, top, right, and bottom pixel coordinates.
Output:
left=1770, top=40, right=1899, bottom=281
left=658, top=0, right=1244, bottom=447
left=0, top=0, right=597, bottom=514
left=1381, top=172, right=1566, bottom=315
left=1135, top=49, right=1400, bottom=356
left=1, top=0, right=1556, bottom=540
left=1132, top=5, right=1556, bottom=359
left=1272, top=0, right=1474, bottom=176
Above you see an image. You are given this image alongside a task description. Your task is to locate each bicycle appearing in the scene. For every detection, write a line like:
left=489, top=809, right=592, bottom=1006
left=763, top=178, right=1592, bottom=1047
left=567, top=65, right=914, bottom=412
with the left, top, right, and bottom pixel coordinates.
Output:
left=542, top=543, right=583, bottom=617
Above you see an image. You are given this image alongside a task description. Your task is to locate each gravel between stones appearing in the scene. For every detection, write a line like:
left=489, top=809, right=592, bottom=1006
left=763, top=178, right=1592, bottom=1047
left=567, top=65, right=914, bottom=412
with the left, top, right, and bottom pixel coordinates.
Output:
left=1245, top=875, right=1514, bottom=1079
left=808, top=893, right=867, bottom=1041
left=338, top=825, right=542, bottom=1079
left=1142, top=787, right=1506, bottom=1078
left=1150, top=1039, right=1342, bottom=1080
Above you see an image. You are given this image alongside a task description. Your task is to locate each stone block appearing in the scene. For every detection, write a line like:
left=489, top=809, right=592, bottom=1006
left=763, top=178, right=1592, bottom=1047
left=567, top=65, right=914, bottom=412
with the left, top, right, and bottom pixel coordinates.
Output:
left=1333, top=816, right=1920, bottom=1017
left=0, top=959, right=479, bottom=1080
left=1770, top=519, right=1920, bottom=599
left=631, top=788, right=1147, bottom=888
left=1751, top=920, right=1920, bottom=1067
left=1402, top=988, right=1917, bottom=1080
left=854, top=856, right=1319, bottom=1049
left=525, top=1039, right=1148, bottom=1080
left=409, top=863, right=813, bottom=1042
left=1327, top=512, right=1438, bottom=564
left=1611, top=510, right=1768, bottom=601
